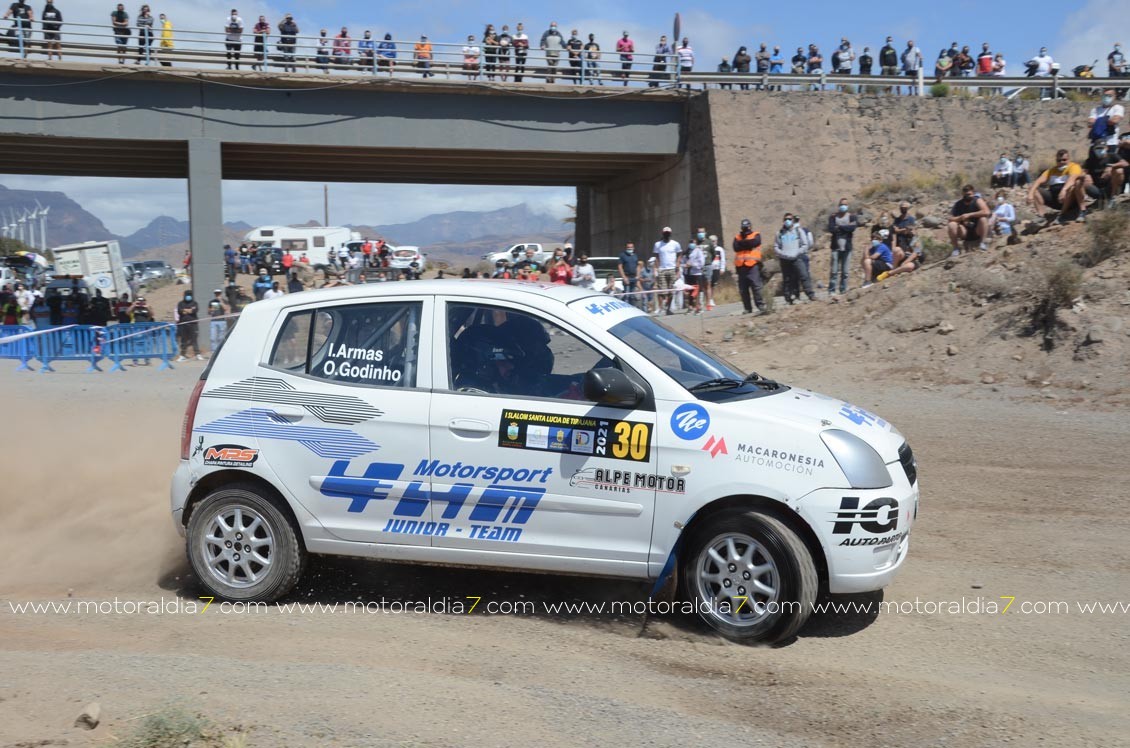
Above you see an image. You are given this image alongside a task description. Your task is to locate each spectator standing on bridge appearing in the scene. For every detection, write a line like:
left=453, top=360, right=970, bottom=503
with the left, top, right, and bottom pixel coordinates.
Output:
left=462, top=35, right=480, bottom=79
left=1109, top=43, right=1126, bottom=79
left=732, top=219, right=765, bottom=314
left=977, top=43, right=994, bottom=76
left=224, top=9, right=243, bottom=70
left=377, top=33, right=396, bottom=75
left=40, top=1, right=61, bottom=60
left=879, top=37, right=898, bottom=75
left=616, top=31, right=634, bottom=86
left=277, top=13, right=297, bottom=72
left=251, top=15, right=268, bottom=71
left=676, top=37, right=694, bottom=87
left=333, top=27, right=352, bottom=68
left=835, top=38, right=854, bottom=76
left=413, top=34, right=432, bottom=78
left=755, top=42, right=770, bottom=84
left=110, top=4, right=129, bottom=64
left=859, top=47, right=873, bottom=75
left=3, top=0, right=32, bottom=56
left=512, top=23, right=528, bottom=82
left=175, top=290, right=202, bottom=362
left=806, top=43, right=824, bottom=90
left=357, top=30, right=375, bottom=71
left=717, top=57, right=732, bottom=89
left=482, top=25, right=498, bottom=80
left=540, top=22, right=564, bottom=83
left=135, top=5, right=154, bottom=65
left=649, top=35, right=672, bottom=87
left=157, top=12, right=173, bottom=66
left=901, top=40, right=922, bottom=94
left=954, top=45, right=974, bottom=77
left=496, top=25, right=512, bottom=80
left=565, top=29, right=583, bottom=83
left=583, top=33, right=602, bottom=84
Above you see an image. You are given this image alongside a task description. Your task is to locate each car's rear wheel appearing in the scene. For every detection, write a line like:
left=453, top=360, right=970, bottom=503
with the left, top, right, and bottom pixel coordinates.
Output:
left=680, top=510, right=817, bottom=644
left=186, top=484, right=305, bottom=602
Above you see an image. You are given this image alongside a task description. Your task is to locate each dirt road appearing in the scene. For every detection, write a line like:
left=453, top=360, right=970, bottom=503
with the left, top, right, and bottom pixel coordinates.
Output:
left=1, top=344, right=1127, bottom=747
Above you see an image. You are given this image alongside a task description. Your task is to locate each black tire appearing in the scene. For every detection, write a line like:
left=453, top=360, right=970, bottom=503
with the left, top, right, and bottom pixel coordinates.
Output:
left=186, top=483, right=305, bottom=602
left=679, top=510, right=817, bottom=644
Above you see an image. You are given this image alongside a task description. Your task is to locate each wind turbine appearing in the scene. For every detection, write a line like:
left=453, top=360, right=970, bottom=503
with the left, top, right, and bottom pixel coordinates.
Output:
left=15, top=209, right=28, bottom=245
left=35, top=201, right=49, bottom=250
left=1, top=211, right=10, bottom=238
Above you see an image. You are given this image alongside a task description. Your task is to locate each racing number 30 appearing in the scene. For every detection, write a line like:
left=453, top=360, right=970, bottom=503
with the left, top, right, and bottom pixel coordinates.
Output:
left=612, top=422, right=649, bottom=461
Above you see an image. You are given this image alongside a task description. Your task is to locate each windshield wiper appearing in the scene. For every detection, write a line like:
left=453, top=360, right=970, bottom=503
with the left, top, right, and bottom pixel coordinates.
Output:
left=687, top=377, right=744, bottom=393
left=743, top=372, right=782, bottom=390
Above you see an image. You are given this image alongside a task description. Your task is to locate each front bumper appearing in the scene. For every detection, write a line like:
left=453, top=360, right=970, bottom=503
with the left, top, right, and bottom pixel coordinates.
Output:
left=797, top=473, right=919, bottom=594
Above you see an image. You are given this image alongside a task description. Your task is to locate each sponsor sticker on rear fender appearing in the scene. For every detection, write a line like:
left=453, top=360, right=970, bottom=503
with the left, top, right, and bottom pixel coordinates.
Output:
left=202, top=444, right=260, bottom=468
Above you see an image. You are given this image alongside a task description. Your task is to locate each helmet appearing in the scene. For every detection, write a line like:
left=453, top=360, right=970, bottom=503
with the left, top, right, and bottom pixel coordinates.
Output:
left=451, top=324, right=524, bottom=393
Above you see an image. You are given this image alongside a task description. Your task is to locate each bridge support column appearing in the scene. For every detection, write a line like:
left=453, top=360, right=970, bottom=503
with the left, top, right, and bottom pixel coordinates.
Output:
left=187, top=138, right=224, bottom=352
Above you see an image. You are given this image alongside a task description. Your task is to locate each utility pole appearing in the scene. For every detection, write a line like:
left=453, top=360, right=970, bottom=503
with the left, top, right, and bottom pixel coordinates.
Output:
left=324, top=184, right=329, bottom=227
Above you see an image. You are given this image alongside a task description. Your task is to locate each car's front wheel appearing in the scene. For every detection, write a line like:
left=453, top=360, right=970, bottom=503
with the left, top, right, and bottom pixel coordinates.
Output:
left=186, top=484, right=305, bottom=602
left=680, top=510, right=817, bottom=644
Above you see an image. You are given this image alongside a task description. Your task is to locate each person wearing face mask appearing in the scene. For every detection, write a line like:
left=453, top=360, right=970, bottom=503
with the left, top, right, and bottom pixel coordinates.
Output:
left=615, top=31, right=634, bottom=86
left=892, top=201, right=917, bottom=257
left=357, top=30, right=375, bottom=71
left=617, top=242, right=640, bottom=307
left=988, top=191, right=1017, bottom=239
left=861, top=230, right=893, bottom=288
left=1088, top=89, right=1124, bottom=148
left=732, top=219, right=765, bottom=314
left=947, top=184, right=991, bottom=253
left=1012, top=153, right=1030, bottom=187
left=774, top=213, right=815, bottom=304
left=1028, top=46, right=1055, bottom=98
left=653, top=226, right=682, bottom=315
left=250, top=14, right=268, bottom=71
left=992, top=153, right=1014, bottom=188
left=1029, top=149, right=1083, bottom=222
left=826, top=199, right=859, bottom=296
left=540, top=22, right=564, bottom=83
left=706, top=233, right=724, bottom=310
left=1081, top=141, right=1120, bottom=216
left=316, top=29, right=331, bottom=73
left=223, top=8, right=243, bottom=70
left=1112, top=132, right=1130, bottom=196
left=1108, top=42, right=1125, bottom=79
left=175, top=290, right=202, bottom=362
left=732, top=45, right=751, bottom=91
left=377, top=33, right=396, bottom=75
left=277, top=13, right=298, bottom=72
left=649, top=34, right=673, bottom=87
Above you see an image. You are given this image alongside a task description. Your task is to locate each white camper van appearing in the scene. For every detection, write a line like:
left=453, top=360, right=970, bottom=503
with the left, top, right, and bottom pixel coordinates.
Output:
left=243, top=226, right=361, bottom=269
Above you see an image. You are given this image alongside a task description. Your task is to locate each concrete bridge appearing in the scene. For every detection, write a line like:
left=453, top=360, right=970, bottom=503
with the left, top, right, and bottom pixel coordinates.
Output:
left=0, top=61, right=1088, bottom=306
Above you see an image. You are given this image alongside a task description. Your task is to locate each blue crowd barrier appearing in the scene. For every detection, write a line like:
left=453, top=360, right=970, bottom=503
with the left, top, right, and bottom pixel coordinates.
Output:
left=102, top=323, right=178, bottom=372
left=0, top=324, right=38, bottom=371
left=35, top=325, right=106, bottom=373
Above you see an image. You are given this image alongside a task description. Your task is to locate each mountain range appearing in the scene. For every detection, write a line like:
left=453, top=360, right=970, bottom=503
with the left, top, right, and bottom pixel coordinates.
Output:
left=0, top=184, right=569, bottom=261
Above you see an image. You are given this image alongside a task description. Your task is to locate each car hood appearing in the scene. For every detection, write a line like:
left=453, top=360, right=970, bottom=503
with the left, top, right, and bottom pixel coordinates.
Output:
left=722, top=387, right=905, bottom=462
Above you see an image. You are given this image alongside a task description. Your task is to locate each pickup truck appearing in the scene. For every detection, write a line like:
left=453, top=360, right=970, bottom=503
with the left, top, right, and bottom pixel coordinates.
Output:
left=482, top=243, right=556, bottom=267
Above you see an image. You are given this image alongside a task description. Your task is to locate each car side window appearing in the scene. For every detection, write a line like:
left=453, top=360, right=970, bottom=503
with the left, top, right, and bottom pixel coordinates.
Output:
left=268, top=302, right=421, bottom=387
left=447, top=303, right=607, bottom=400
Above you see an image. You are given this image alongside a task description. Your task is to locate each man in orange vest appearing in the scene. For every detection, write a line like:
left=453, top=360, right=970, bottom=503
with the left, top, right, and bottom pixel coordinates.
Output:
left=732, top=218, right=766, bottom=314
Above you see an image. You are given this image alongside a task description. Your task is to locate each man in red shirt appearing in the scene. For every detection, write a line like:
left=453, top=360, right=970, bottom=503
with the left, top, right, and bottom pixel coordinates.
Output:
left=281, top=249, right=295, bottom=271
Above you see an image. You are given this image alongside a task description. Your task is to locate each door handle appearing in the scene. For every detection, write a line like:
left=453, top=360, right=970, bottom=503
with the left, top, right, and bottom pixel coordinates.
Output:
left=448, top=418, right=492, bottom=437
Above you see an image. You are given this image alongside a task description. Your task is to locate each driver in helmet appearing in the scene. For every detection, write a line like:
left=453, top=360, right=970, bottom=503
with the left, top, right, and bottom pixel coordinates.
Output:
left=451, top=324, right=524, bottom=394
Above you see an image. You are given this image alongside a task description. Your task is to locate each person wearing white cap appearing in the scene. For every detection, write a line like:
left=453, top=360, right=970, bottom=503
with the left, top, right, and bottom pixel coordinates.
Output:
left=652, top=225, right=681, bottom=315
left=208, top=288, right=228, bottom=353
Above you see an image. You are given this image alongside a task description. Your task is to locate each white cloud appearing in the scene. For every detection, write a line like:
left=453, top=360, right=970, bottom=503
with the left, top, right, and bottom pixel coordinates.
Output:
left=0, top=175, right=572, bottom=234
left=1055, top=0, right=1127, bottom=71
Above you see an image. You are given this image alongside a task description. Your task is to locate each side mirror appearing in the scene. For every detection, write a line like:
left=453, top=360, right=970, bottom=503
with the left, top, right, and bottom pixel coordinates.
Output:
left=583, top=368, right=643, bottom=408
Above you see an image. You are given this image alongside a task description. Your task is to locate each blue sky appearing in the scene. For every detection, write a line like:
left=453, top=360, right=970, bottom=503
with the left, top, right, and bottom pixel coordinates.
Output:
left=1, top=0, right=1123, bottom=234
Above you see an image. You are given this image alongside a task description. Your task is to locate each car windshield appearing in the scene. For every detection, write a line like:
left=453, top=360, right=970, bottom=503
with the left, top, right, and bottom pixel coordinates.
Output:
left=608, top=316, right=782, bottom=401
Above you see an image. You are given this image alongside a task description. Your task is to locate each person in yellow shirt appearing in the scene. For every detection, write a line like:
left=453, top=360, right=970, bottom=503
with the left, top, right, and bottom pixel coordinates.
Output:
left=158, top=13, right=174, bottom=67
left=1028, top=148, right=1084, bottom=223
left=414, top=35, right=433, bottom=78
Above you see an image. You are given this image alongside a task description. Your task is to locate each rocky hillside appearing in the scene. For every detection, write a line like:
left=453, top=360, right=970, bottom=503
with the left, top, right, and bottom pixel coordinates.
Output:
left=723, top=194, right=1130, bottom=408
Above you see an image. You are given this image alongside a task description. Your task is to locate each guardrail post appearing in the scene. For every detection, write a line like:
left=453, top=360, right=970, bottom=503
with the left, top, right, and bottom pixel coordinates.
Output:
left=1052, top=73, right=1060, bottom=100
left=917, top=67, right=925, bottom=97
left=17, top=22, right=25, bottom=58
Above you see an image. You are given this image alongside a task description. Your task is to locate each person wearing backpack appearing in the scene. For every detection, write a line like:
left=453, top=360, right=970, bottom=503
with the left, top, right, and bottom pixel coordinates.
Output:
left=1089, top=90, right=1124, bottom=148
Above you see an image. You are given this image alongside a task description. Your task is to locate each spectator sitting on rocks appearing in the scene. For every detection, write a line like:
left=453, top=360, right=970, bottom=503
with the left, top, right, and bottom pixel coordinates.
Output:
left=1082, top=140, right=1120, bottom=211
left=992, top=153, right=1014, bottom=188
left=989, top=190, right=1017, bottom=239
left=882, top=228, right=922, bottom=281
left=892, top=201, right=917, bottom=255
left=1028, top=148, right=1083, bottom=223
left=861, top=230, right=893, bottom=287
left=1111, top=132, right=1130, bottom=195
left=947, top=184, right=991, bottom=254
left=1012, top=152, right=1030, bottom=187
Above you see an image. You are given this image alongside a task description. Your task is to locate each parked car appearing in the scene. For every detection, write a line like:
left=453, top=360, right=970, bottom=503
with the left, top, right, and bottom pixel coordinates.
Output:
left=172, top=281, right=918, bottom=644
left=482, top=243, right=554, bottom=267
left=387, top=245, right=427, bottom=276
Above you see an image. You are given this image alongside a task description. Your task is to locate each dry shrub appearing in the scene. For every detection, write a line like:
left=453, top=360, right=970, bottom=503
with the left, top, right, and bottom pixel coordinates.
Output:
left=1029, top=261, right=1083, bottom=350
left=1081, top=206, right=1130, bottom=268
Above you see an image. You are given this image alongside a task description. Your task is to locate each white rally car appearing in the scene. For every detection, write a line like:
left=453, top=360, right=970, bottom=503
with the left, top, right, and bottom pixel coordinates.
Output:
left=172, top=280, right=918, bottom=643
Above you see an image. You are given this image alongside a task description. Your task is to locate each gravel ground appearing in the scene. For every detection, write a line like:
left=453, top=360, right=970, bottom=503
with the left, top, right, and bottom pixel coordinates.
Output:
left=1, top=319, right=1127, bottom=747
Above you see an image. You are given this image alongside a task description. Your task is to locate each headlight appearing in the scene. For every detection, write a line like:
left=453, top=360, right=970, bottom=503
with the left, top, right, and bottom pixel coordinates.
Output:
left=820, top=430, right=893, bottom=489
